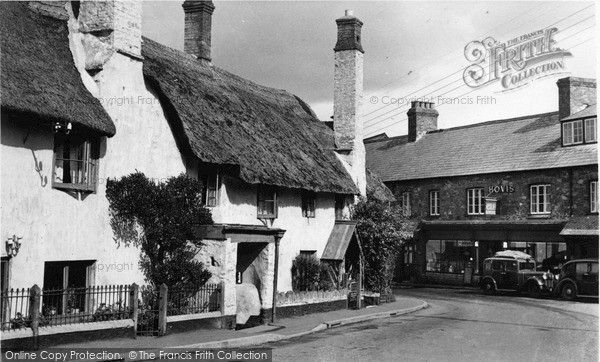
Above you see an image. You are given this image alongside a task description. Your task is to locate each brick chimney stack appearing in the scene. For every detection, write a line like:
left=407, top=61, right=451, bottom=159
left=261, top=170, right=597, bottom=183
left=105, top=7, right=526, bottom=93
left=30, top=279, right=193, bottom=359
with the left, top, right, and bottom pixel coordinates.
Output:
left=333, top=10, right=366, bottom=197
left=557, top=77, right=597, bottom=119
left=407, top=101, right=438, bottom=142
left=182, top=0, right=215, bottom=64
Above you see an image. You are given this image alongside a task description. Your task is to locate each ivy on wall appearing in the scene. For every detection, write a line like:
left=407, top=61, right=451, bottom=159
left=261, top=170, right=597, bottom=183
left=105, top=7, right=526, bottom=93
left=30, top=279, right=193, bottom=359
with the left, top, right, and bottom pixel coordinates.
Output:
left=106, top=172, right=213, bottom=288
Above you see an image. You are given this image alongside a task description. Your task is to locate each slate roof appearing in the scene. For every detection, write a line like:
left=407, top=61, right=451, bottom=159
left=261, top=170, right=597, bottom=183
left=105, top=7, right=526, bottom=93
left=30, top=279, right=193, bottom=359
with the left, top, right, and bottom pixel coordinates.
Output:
left=0, top=1, right=115, bottom=136
left=365, top=111, right=598, bottom=182
left=562, top=104, right=597, bottom=121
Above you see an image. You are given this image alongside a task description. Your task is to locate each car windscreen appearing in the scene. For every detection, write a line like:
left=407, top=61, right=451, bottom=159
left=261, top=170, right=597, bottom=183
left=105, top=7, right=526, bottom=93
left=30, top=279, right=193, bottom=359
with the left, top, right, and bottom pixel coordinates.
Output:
left=519, top=262, right=535, bottom=270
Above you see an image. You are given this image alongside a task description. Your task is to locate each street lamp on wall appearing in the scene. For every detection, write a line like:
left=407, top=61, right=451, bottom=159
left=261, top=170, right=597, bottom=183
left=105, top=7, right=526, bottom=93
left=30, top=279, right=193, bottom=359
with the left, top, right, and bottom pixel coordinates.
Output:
left=6, top=235, right=22, bottom=257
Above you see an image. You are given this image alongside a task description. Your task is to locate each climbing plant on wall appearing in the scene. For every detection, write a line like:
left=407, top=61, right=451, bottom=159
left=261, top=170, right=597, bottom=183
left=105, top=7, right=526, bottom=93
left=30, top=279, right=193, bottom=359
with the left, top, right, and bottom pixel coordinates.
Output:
left=106, top=172, right=213, bottom=288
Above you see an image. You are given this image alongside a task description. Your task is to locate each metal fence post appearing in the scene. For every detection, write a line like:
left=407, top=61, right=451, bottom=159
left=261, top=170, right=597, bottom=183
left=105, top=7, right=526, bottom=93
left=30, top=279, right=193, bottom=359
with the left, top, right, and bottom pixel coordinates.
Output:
left=29, top=284, right=41, bottom=350
left=129, top=283, right=139, bottom=336
left=158, top=284, right=168, bottom=336
left=219, top=282, right=225, bottom=316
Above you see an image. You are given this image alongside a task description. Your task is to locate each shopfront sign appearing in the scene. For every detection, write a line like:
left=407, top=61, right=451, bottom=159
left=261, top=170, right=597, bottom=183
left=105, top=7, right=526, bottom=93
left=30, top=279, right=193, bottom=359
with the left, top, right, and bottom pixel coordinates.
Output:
left=485, top=197, right=497, bottom=215
left=488, top=184, right=514, bottom=194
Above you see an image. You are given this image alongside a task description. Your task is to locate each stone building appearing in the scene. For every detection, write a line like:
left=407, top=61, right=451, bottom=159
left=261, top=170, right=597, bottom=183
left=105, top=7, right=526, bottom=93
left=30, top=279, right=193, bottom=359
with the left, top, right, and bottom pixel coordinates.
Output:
left=365, top=77, right=598, bottom=286
left=1, top=0, right=390, bottom=330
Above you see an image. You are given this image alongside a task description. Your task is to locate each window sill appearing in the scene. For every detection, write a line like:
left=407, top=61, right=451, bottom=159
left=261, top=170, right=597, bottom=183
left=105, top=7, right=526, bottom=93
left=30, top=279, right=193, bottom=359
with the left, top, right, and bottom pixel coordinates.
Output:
left=53, top=182, right=96, bottom=193
left=527, top=214, right=551, bottom=219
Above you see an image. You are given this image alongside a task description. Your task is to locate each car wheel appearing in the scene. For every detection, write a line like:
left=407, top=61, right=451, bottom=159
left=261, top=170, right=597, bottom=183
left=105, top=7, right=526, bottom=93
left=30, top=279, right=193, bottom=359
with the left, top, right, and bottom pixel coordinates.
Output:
left=527, top=282, right=541, bottom=298
left=561, top=282, right=577, bottom=301
left=482, top=280, right=495, bottom=295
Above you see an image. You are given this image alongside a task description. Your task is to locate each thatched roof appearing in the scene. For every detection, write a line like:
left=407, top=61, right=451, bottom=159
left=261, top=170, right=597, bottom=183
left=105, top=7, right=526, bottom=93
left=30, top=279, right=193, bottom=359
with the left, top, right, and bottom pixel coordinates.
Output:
left=366, top=168, right=395, bottom=202
left=0, top=2, right=115, bottom=136
left=141, top=37, right=358, bottom=194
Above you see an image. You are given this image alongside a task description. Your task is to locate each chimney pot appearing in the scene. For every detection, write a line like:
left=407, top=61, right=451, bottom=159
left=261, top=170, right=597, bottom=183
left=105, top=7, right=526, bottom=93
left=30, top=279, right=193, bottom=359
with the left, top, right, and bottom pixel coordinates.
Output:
left=345, top=9, right=354, bottom=16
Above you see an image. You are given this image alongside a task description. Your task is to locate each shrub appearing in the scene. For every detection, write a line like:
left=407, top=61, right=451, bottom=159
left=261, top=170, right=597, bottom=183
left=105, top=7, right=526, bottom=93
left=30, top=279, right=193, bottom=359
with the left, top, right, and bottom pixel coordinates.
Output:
left=291, top=254, right=321, bottom=291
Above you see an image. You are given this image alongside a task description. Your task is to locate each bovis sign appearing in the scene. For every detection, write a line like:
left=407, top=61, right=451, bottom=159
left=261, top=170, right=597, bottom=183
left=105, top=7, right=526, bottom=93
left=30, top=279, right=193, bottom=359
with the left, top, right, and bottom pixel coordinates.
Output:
left=463, top=28, right=572, bottom=90
left=489, top=184, right=515, bottom=194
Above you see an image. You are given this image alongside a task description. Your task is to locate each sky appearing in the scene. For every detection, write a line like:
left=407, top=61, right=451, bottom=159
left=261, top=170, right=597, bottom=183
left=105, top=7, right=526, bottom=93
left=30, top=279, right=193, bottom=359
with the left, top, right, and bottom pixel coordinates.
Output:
left=142, top=1, right=597, bottom=138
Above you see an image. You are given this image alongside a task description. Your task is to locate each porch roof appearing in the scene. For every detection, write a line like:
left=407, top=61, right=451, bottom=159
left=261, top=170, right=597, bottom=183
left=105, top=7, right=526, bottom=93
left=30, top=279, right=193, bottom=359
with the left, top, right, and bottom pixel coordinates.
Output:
left=321, top=220, right=358, bottom=261
left=560, top=216, right=599, bottom=236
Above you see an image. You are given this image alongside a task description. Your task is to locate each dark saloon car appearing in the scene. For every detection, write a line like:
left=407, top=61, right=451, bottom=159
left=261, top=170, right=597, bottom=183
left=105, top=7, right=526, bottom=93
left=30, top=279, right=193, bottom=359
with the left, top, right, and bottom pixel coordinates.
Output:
left=554, top=259, right=599, bottom=300
left=480, top=251, right=554, bottom=298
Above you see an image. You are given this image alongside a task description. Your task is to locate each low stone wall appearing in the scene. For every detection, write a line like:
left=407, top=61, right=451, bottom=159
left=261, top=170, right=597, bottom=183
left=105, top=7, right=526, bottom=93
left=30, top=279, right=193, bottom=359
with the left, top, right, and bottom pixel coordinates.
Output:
left=1, top=320, right=133, bottom=351
left=166, top=313, right=236, bottom=334
left=423, top=272, right=480, bottom=286
left=276, top=289, right=348, bottom=307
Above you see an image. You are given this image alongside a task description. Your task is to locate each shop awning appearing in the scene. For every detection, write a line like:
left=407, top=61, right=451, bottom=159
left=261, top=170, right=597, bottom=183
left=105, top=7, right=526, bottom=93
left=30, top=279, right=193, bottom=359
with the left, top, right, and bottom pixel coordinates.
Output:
left=321, top=220, right=358, bottom=261
left=560, top=216, right=599, bottom=236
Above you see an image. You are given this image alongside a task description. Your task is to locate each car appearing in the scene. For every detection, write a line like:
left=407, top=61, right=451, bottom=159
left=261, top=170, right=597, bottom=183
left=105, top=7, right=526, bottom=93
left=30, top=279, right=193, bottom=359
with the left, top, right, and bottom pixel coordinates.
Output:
left=553, top=259, right=599, bottom=300
left=479, top=250, right=554, bottom=298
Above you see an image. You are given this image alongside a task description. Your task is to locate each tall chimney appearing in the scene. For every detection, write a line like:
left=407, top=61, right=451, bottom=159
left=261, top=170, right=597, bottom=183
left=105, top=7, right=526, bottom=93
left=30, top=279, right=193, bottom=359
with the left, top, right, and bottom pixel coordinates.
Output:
left=557, top=77, right=597, bottom=119
left=333, top=10, right=366, bottom=197
left=407, top=101, right=438, bottom=142
left=182, top=0, right=215, bottom=63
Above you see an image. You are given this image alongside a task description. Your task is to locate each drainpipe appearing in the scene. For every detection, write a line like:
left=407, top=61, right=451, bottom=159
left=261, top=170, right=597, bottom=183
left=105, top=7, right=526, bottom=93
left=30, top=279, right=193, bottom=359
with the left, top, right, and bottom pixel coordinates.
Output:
left=568, top=168, right=574, bottom=216
left=271, top=231, right=285, bottom=324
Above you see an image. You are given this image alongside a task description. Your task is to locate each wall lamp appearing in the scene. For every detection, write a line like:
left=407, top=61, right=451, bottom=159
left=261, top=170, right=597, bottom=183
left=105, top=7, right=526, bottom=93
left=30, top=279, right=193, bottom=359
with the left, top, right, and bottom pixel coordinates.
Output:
left=6, top=235, right=22, bottom=257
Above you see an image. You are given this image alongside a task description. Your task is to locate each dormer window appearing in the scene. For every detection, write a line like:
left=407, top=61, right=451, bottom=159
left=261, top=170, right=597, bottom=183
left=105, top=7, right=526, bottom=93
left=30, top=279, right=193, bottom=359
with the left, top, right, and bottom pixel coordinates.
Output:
left=562, top=117, right=597, bottom=146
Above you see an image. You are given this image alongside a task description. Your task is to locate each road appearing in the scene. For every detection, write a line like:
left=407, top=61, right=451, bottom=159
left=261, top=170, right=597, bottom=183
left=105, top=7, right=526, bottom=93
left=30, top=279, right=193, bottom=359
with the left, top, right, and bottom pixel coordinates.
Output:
left=260, top=288, right=598, bottom=362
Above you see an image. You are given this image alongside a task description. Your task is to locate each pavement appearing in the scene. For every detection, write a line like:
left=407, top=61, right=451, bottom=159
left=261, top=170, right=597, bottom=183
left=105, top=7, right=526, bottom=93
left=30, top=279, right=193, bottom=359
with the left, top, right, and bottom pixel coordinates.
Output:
left=54, top=296, right=427, bottom=358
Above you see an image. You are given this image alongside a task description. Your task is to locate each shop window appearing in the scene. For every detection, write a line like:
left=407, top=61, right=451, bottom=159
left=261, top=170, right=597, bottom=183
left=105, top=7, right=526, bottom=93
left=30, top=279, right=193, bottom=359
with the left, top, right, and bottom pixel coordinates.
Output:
left=257, top=185, right=277, bottom=219
left=401, top=192, right=411, bottom=216
left=467, top=188, right=484, bottom=215
left=591, top=181, right=598, bottom=213
left=425, top=240, right=474, bottom=274
left=429, top=190, right=440, bottom=216
left=199, top=170, right=219, bottom=207
left=53, top=135, right=99, bottom=192
left=530, top=184, right=551, bottom=214
left=301, top=190, right=316, bottom=218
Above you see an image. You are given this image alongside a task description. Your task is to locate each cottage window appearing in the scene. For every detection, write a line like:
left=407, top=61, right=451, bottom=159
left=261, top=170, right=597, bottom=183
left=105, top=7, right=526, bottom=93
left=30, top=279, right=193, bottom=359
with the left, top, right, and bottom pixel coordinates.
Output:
left=429, top=190, right=440, bottom=216
left=53, top=135, right=99, bottom=192
left=467, top=188, right=484, bottom=215
left=334, top=194, right=346, bottom=220
left=257, top=185, right=277, bottom=219
left=301, top=190, right=316, bottom=218
left=42, top=260, right=95, bottom=315
left=591, top=181, right=598, bottom=213
left=401, top=192, right=411, bottom=216
left=585, top=118, right=597, bottom=143
left=530, top=184, right=551, bottom=214
left=200, top=171, right=219, bottom=207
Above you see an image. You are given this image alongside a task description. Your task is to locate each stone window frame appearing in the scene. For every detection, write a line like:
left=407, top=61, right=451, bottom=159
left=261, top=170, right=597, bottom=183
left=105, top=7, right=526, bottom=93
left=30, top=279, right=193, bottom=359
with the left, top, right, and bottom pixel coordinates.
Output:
left=591, top=180, right=598, bottom=214
left=257, top=185, right=277, bottom=219
left=52, top=134, right=99, bottom=193
left=530, top=184, right=551, bottom=215
left=466, top=188, right=484, bottom=215
left=401, top=191, right=411, bottom=217
left=429, top=190, right=440, bottom=216
left=301, top=190, right=316, bottom=218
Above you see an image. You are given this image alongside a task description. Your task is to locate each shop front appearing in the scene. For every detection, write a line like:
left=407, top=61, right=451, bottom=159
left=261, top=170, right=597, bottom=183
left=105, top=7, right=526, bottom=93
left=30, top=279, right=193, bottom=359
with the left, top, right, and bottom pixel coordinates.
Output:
left=409, top=220, right=569, bottom=286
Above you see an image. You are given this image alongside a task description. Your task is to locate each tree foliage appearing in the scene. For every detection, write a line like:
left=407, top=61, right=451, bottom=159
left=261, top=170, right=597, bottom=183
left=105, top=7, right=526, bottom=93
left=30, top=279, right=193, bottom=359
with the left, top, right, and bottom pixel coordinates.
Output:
left=352, top=197, right=413, bottom=293
left=106, top=172, right=213, bottom=288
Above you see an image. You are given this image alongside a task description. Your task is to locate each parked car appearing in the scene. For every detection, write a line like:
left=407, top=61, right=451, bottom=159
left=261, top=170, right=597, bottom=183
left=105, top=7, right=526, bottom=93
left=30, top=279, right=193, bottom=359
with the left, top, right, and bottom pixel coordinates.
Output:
left=479, top=251, right=554, bottom=298
left=553, top=259, right=599, bottom=300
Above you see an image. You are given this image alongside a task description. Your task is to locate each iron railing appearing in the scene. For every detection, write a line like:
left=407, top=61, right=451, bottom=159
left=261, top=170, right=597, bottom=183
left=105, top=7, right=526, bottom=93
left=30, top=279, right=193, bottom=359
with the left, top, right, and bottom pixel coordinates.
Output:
left=167, top=283, right=221, bottom=316
left=1, top=288, right=31, bottom=331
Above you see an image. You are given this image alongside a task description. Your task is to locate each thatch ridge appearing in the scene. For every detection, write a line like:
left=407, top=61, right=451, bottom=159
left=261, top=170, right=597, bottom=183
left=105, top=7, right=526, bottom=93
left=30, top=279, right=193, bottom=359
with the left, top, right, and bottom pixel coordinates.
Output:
left=141, top=37, right=358, bottom=194
left=0, top=2, right=115, bottom=136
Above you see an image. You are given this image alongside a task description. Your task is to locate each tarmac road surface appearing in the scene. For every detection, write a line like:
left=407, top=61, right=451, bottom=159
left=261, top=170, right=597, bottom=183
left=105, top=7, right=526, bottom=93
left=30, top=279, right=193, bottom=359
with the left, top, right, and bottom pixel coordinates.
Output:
left=260, top=287, right=598, bottom=362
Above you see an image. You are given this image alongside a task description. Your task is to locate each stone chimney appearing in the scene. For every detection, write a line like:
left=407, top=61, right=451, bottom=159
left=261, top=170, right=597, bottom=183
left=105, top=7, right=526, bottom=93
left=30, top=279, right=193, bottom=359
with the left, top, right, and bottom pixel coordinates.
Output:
left=182, top=0, right=215, bottom=64
left=557, top=77, right=597, bottom=119
left=76, top=0, right=143, bottom=70
left=407, top=101, right=438, bottom=142
left=333, top=10, right=366, bottom=197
